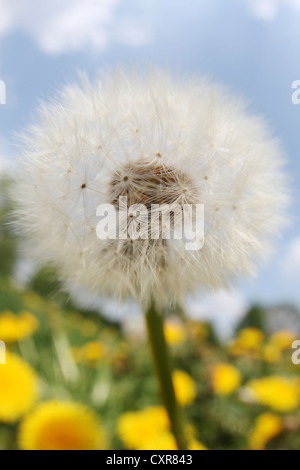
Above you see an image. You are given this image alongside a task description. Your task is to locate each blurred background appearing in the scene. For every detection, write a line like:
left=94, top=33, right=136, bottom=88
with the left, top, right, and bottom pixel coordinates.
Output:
left=0, top=0, right=300, bottom=450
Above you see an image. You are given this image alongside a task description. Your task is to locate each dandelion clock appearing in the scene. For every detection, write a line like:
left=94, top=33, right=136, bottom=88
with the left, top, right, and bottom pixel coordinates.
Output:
left=14, top=68, right=288, bottom=449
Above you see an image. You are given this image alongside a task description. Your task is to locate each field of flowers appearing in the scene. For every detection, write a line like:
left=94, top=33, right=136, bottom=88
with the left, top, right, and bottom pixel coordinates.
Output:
left=0, top=178, right=300, bottom=450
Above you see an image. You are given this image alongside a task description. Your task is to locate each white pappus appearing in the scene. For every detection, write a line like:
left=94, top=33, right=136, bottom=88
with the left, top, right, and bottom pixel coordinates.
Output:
left=13, top=68, right=288, bottom=309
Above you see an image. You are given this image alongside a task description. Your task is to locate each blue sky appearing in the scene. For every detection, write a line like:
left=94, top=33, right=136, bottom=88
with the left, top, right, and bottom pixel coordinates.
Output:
left=0, top=0, right=300, bottom=327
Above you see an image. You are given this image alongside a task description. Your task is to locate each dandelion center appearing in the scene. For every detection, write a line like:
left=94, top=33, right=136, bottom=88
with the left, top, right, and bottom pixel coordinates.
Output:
left=107, top=160, right=199, bottom=261
left=110, top=160, right=198, bottom=208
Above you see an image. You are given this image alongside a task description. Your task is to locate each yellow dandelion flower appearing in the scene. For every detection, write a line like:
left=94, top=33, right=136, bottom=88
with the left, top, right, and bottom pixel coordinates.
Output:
left=248, top=412, right=283, bottom=450
left=228, top=328, right=264, bottom=357
left=164, top=320, right=186, bottom=345
left=117, top=406, right=169, bottom=449
left=189, top=439, right=207, bottom=450
left=0, top=352, right=38, bottom=423
left=246, top=376, right=300, bottom=412
left=19, top=400, right=106, bottom=450
left=72, top=341, right=106, bottom=366
left=138, top=431, right=177, bottom=450
left=138, top=431, right=207, bottom=450
left=237, top=328, right=264, bottom=349
left=270, top=330, right=296, bottom=350
left=211, top=362, right=242, bottom=395
left=172, top=370, right=197, bottom=406
left=261, top=343, right=282, bottom=363
left=0, top=310, right=39, bottom=342
left=81, top=341, right=106, bottom=361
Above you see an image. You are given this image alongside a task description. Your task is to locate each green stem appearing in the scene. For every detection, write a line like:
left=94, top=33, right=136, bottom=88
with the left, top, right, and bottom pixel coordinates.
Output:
left=145, top=299, right=188, bottom=450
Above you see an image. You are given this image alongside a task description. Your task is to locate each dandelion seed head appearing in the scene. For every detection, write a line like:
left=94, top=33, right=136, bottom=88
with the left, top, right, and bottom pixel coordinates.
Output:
left=13, top=68, right=288, bottom=309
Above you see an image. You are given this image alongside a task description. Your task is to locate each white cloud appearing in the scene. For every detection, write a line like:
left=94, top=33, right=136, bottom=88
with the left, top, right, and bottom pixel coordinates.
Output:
left=0, top=0, right=14, bottom=34
left=281, top=236, right=300, bottom=278
left=0, top=0, right=150, bottom=54
left=185, top=289, right=248, bottom=340
left=247, top=0, right=280, bottom=20
left=113, top=17, right=150, bottom=46
left=246, top=0, right=300, bottom=20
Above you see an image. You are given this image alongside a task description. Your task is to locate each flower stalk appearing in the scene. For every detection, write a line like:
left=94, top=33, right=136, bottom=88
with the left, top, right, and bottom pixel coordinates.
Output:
left=145, top=299, right=188, bottom=450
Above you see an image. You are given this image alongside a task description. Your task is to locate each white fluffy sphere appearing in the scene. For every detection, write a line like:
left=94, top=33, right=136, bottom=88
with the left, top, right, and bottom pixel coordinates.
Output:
left=14, top=69, right=288, bottom=308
